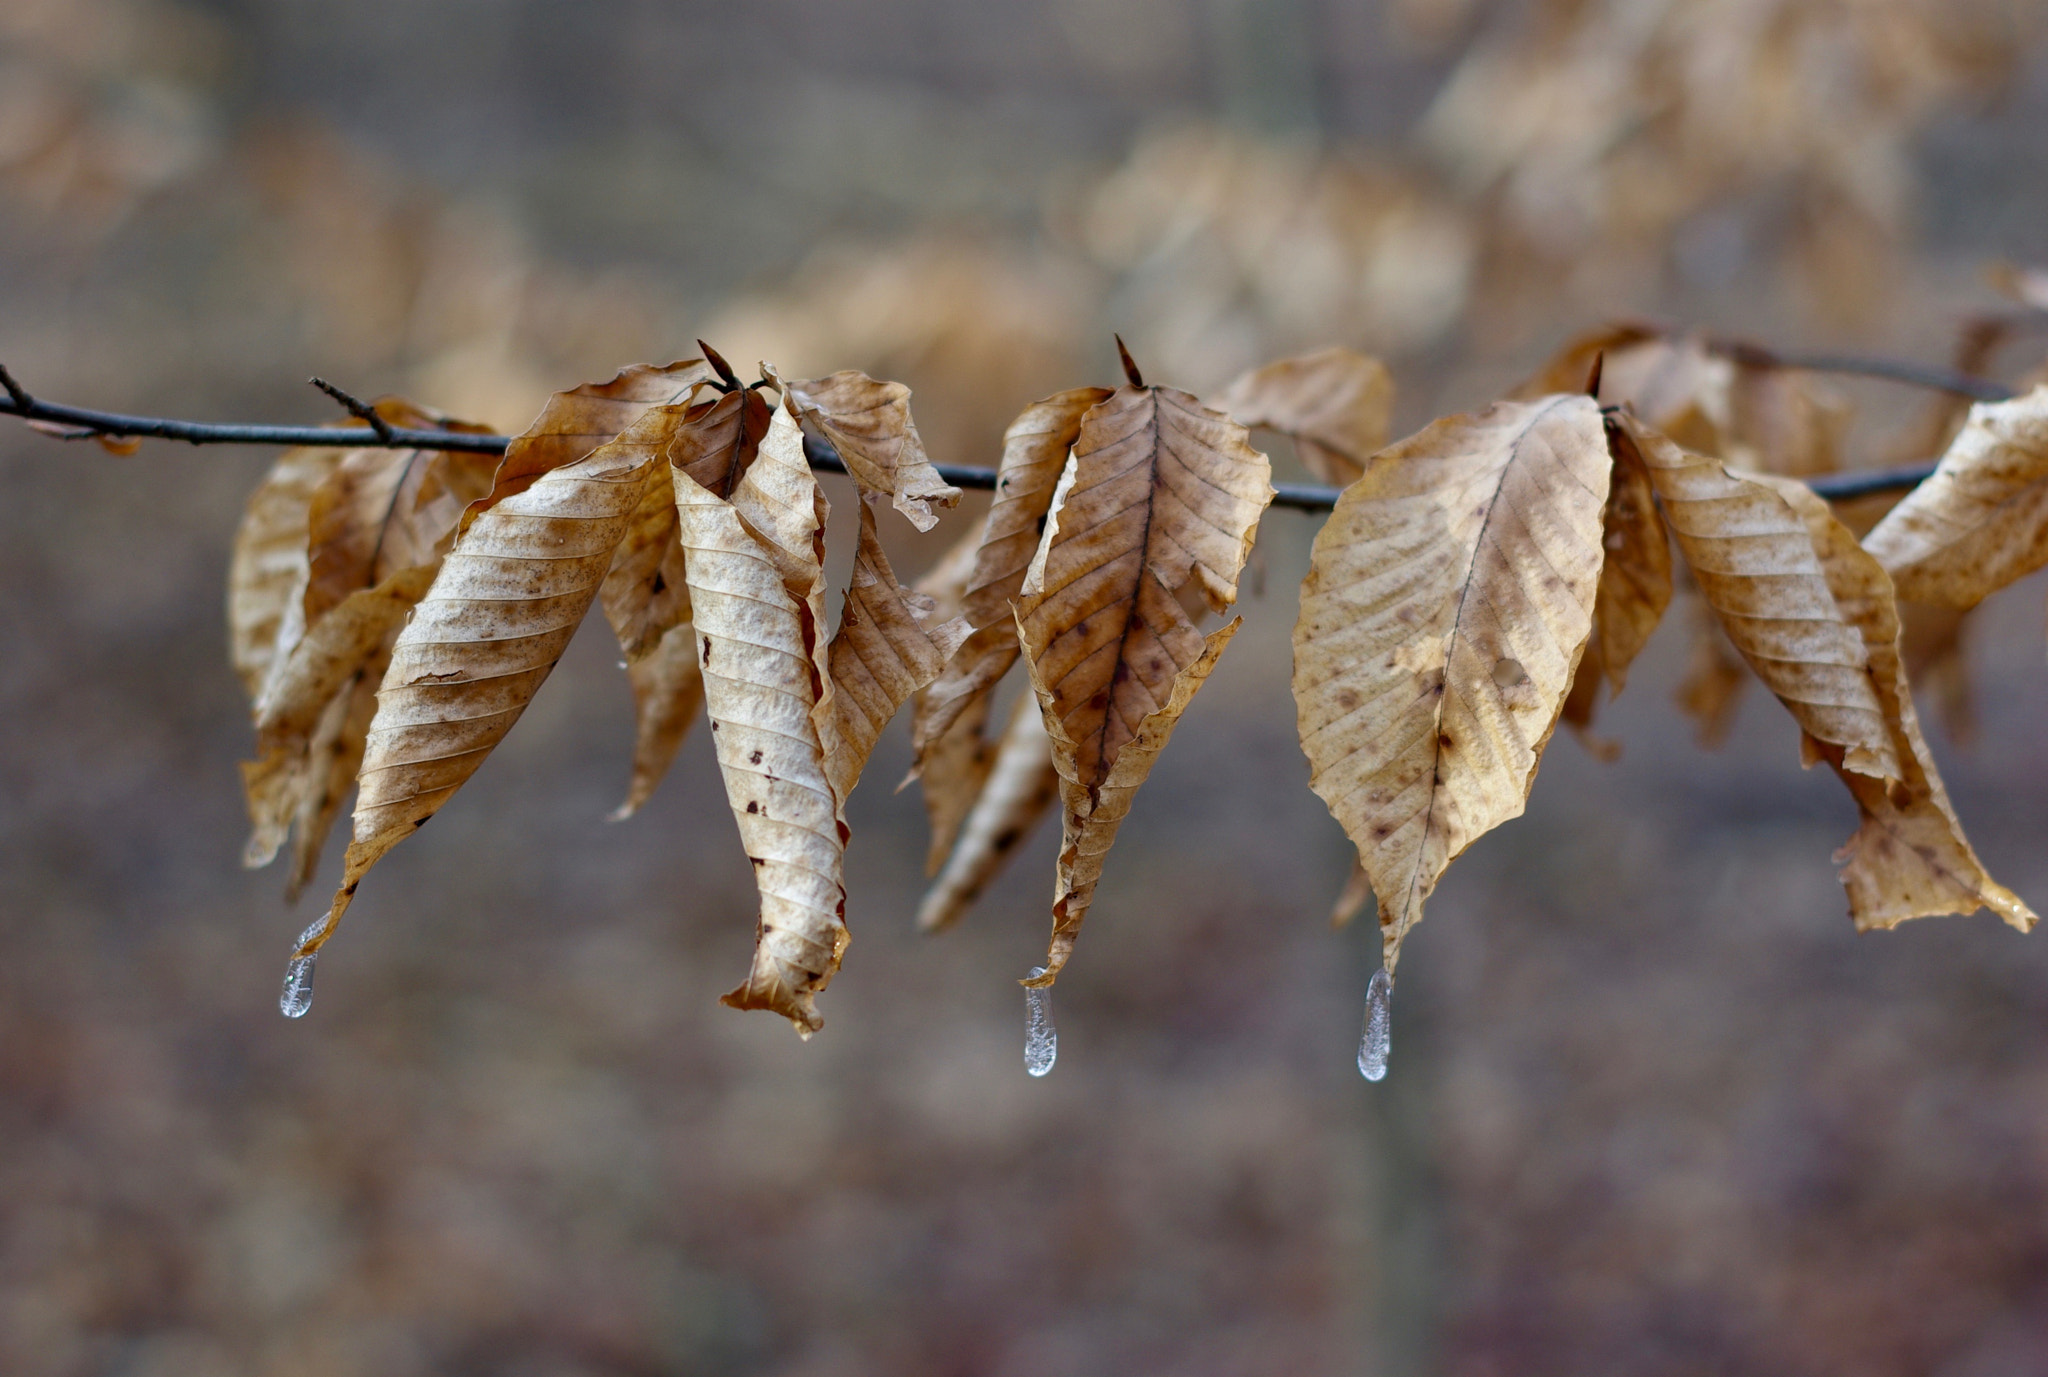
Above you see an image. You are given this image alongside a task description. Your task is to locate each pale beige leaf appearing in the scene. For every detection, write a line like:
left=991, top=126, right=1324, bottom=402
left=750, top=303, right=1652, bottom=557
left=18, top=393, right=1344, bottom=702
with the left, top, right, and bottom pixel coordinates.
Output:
left=823, top=500, right=971, bottom=802
left=1294, top=395, right=1611, bottom=973
left=1618, top=414, right=1900, bottom=780
left=1016, top=380, right=1273, bottom=983
left=910, top=386, right=1110, bottom=767
left=906, top=520, right=995, bottom=873
left=778, top=368, right=960, bottom=531
left=599, top=386, right=772, bottom=817
left=303, top=398, right=699, bottom=963
left=1329, top=858, right=1374, bottom=929
left=228, top=444, right=342, bottom=702
left=1761, top=474, right=2033, bottom=932
left=1863, top=385, right=2048, bottom=608
left=608, top=622, right=707, bottom=823
left=1212, top=347, right=1395, bottom=486
left=674, top=401, right=844, bottom=1034
left=918, top=694, right=1059, bottom=933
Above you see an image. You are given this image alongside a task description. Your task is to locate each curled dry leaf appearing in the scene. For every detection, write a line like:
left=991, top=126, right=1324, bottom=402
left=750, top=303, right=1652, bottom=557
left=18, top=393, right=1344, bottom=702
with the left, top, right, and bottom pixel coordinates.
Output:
left=1863, top=385, right=2048, bottom=608
left=1761, top=474, right=2033, bottom=932
left=1016, top=377, right=1273, bottom=985
left=1211, top=347, right=1394, bottom=486
left=234, top=401, right=496, bottom=890
left=777, top=367, right=961, bottom=531
left=228, top=444, right=342, bottom=702
left=1562, top=413, right=1672, bottom=740
left=1293, top=394, right=1611, bottom=972
left=304, top=378, right=705, bottom=964
left=1617, top=414, right=1899, bottom=780
left=1673, top=596, right=1751, bottom=749
left=910, top=387, right=1112, bottom=770
left=918, top=694, right=1060, bottom=934
left=601, top=382, right=773, bottom=819
left=905, top=520, right=997, bottom=874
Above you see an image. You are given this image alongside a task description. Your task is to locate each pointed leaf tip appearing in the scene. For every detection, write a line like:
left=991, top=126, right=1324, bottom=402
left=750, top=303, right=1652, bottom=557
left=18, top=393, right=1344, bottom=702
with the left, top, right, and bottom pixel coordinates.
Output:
left=698, top=339, right=739, bottom=390
left=1114, top=335, right=1144, bottom=388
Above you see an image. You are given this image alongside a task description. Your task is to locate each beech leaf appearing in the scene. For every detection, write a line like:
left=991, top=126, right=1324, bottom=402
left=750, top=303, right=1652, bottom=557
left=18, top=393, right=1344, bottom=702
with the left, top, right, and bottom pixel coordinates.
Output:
left=918, top=694, right=1060, bottom=934
left=1862, top=385, right=2048, bottom=608
left=1015, top=374, right=1273, bottom=985
left=1759, top=473, right=2032, bottom=931
left=777, top=367, right=961, bottom=531
left=910, top=386, right=1112, bottom=771
left=1561, top=412, right=1672, bottom=737
left=1293, top=395, right=1611, bottom=973
left=228, top=444, right=342, bottom=702
left=1211, top=346, right=1394, bottom=486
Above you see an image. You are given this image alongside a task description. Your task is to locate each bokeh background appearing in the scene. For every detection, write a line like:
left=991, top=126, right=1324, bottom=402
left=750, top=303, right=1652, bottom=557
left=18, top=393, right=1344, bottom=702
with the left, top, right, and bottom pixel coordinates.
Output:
left=6, top=2, right=2048, bottom=1374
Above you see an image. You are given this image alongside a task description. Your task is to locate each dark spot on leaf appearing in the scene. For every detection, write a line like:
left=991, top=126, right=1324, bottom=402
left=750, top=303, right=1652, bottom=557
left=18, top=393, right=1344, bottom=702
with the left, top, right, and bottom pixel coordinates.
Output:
left=749, top=856, right=764, bottom=867
left=749, top=749, right=763, bottom=765
left=702, top=636, right=713, bottom=664
left=651, top=571, right=666, bottom=595
left=1336, top=689, right=1360, bottom=710
left=745, top=800, right=759, bottom=814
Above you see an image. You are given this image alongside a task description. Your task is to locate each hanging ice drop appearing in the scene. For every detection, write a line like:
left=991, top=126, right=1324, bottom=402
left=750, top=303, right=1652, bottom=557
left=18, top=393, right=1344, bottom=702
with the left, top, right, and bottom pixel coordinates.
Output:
left=279, top=919, right=325, bottom=1019
left=1023, top=966, right=1057, bottom=1077
left=1357, top=967, right=1392, bottom=1081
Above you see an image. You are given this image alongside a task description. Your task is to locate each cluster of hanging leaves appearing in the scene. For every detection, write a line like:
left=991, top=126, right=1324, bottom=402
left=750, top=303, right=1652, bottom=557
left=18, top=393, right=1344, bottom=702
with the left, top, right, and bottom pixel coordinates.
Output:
left=230, top=324, right=2048, bottom=1041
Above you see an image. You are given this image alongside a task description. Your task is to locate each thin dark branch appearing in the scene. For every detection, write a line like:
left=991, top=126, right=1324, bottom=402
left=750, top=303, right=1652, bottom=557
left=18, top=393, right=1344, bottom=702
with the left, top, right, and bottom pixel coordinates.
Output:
left=1708, top=339, right=2015, bottom=402
left=0, top=364, right=1945, bottom=508
left=308, top=377, right=396, bottom=443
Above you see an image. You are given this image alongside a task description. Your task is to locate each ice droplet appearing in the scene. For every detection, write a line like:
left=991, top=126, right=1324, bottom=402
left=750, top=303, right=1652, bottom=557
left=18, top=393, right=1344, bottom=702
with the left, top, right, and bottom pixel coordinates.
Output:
left=279, top=919, right=325, bottom=1019
left=1357, top=967, right=1392, bottom=1082
left=1023, top=966, right=1057, bottom=1077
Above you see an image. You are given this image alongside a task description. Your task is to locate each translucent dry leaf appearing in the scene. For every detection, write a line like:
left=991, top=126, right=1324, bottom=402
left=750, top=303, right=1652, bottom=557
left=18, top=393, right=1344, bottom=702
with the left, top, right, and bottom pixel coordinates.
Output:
left=1211, top=347, right=1394, bottom=487
left=918, top=694, right=1059, bottom=934
left=1293, top=394, right=1611, bottom=972
left=777, top=367, right=961, bottom=532
left=1863, top=385, right=2048, bottom=608
left=1562, top=413, right=1672, bottom=739
left=1762, top=474, right=2033, bottom=932
left=304, top=392, right=703, bottom=965
left=905, top=520, right=996, bottom=875
left=910, top=387, right=1111, bottom=770
left=1616, top=414, right=1898, bottom=780
left=1016, top=375, right=1273, bottom=985
left=228, top=444, right=342, bottom=702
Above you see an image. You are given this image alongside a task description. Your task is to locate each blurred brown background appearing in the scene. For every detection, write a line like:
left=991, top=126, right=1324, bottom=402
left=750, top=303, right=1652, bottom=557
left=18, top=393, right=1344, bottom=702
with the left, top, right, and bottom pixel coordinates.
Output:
left=6, top=1, right=2048, bottom=1374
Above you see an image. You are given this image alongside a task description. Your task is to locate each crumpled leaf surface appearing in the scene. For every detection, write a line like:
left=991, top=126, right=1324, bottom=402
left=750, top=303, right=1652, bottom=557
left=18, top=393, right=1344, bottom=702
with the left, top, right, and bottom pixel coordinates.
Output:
left=1293, top=394, right=1611, bottom=972
left=779, top=368, right=960, bottom=531
left=918, top=694, right=1059, bottom=934
left=601, top=383, right=772, bottom=818
left=1618, top=414, right=1899, bottom=780
left=1211, top=346, right=1394, bottom=486
left=1762, top=474, right=2034, bottom=932
left=910, top=387, right=1110, bottom=770
left=679, top=399, right=965, bottom=1033
left=1863, top=385, right=2048, bottom=608
left=1016, top=379, right=1273, bottom=985
left=306, top=388, right=703, bottom=962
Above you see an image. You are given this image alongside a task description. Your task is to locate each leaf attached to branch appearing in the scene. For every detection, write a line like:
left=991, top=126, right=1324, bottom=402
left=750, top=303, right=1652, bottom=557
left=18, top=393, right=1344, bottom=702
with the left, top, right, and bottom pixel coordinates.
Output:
left=1562, top=413, right=1672, bottom=740
left=1211, top=346, right=1394, bottom=486
left=918, top=694, right=1060, bottom=934
left=1016, top=364, right=1273, bottom=985
left=1293, top=394, right=1611, bottom=973
left=777, top=367, right=961, bottom=531
left=1862, top=385, right=2048, bottom=608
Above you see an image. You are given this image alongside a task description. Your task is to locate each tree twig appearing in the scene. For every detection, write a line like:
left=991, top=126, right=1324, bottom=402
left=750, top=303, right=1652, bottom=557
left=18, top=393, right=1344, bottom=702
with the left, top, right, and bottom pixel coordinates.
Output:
left=308, top=377, right=396, bottom=443
left=0, top=362, right=1973, bottom=509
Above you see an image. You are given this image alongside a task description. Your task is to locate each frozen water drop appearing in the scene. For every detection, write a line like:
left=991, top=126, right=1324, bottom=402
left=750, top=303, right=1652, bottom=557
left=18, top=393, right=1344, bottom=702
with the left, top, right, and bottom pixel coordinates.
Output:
left=1357, top=967, right=1392, bottom=1082
left=280, top=952, right=317, bottom=1018
left=1023, top=966, right=1057, bottom=1078
left=280, top=918, right=326, bottom=1019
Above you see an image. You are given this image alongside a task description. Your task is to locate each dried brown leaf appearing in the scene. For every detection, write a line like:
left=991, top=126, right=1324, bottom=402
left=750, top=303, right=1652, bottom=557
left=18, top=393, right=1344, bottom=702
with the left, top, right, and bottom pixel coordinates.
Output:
left=1762, top=474, right=2033, bottom=931
left=1617, top=414, right=1899, bottom=779
left=778, top=368, right=961, bottom=531
left=910, top=387, right=1111, bottom=768
left=1674, top=598, right=1751, bottom=749
left=1016, top=379, right=1274, bottom=984
left=1563, top=417, right=1673, bottom=738
left=1211, top=347, right=1394, bottom=486
left=1293, top=394, right=1611, bottom=972
left=609, top=623, right=707, bottom=823
left=1862, top=385, right=2048, bottom=608
left=917, top=695, right=1059, bottom=934
left=905, top=521, right=996, bottom=874
left=303, top=395, right=701, bottom=964
left=228, top=444, right=344, bottom=702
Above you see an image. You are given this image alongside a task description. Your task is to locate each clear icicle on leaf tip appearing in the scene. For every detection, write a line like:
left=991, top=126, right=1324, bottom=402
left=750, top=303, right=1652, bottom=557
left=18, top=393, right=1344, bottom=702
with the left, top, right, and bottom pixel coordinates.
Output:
left=1023, top=966, right=1057, bottom=1078
left=279, top=919, right=324, bottom=1019
left=1358, top=967, right=1392, bottom=1082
